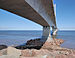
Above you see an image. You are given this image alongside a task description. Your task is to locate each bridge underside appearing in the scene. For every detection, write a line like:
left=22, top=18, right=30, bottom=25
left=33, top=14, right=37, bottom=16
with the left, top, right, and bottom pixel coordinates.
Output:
left=0, top=0, right=57, bottom=42
left=0, top=0, right=48, bottom=26
left=0, top=0, right=56, bottom=27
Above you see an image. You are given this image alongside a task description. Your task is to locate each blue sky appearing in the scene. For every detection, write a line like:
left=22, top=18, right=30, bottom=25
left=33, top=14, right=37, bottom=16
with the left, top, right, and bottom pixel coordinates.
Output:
left=55, top=0, right=75, bottom=30
left=0, top=9, right=42, bottom=30
left=0, top=0, right=75, bottom=30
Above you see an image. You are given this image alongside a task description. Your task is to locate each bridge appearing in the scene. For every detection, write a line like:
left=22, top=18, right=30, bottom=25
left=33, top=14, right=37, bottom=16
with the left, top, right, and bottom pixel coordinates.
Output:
left=0, top=0, right=57, bottom=42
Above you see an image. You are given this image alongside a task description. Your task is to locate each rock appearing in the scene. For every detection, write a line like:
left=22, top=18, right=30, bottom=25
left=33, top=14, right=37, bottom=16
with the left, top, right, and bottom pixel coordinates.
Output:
left=54, top=39, right=64, bottom=46
left=72, top=50, right=75, bottom=55
left=0, top=49, right=7, bottom=55
left=15, top=38, right=44, bottom=50
left=0, top=45, right=7, bottom=50
left=0, top=38, right=75, bottom=58
left=15, top=38, right=64, bottom=50
left=36, top=55, right=48, bottom=58
left=55, top=54, right=67, bottom=58
left=21, top=49, right=34, bottom=57
left=21, top=49, right=54, bottom=58
left=7, top=47, right=21, bottom=57
left=42, top=39, right=64, bottom=50
left=0, top=55, right=21, bottom=58
left=26, top=38, right=43, bottom=46
left=20, top=56, right=36, bottom=58
left=0, top=52, right=2, bottom=56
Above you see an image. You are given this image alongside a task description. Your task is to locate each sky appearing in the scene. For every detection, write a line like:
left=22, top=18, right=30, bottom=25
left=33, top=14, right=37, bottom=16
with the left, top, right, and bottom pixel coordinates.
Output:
left=55, top=0, right=75, bottom=30
left=0, top=0, right=75, bottom=30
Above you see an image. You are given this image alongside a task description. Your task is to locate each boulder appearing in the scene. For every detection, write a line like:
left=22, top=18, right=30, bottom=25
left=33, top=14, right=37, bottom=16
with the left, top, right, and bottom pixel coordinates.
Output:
left=0, top=45, right=7, bottom=50
left=7, top=47, right=21, bottom=57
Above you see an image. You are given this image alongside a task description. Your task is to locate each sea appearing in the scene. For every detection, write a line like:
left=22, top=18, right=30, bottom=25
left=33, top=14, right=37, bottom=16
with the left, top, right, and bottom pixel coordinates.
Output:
left=0, top=30, right=75, bottom=49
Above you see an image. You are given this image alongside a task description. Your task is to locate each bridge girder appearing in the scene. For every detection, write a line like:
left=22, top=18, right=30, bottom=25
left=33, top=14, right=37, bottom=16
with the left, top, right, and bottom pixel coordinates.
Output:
left=0, top=0, right=56, bottom=28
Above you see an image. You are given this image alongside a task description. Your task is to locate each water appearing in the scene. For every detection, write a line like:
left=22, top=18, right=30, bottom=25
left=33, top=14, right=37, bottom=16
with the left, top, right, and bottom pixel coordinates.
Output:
left=0, top=30, right=75, bottom=49
left=56, top=30, right=75, bottom=49
left=0, top=30, right=42, bottom=46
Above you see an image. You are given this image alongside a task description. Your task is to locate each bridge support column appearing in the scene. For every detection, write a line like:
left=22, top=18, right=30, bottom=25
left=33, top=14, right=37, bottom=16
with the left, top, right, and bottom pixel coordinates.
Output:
left=52, top=26, right=58, bottom=36
left=42, top=26, right=52, bottom=42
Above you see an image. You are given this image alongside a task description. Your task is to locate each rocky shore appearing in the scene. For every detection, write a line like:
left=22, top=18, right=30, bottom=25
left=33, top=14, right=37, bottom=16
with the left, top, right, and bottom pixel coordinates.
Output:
left=0, top=38, right=75, bottom=58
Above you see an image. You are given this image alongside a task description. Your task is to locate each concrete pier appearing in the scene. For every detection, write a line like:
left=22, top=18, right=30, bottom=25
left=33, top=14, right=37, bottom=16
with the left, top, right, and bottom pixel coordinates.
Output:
left=52, top=26, right=58, bottom=36
left=42, top=26, right=52, bottom=42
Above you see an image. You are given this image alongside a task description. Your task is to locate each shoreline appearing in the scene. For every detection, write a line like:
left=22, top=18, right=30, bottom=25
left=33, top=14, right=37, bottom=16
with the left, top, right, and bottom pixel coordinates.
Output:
left=0, top=38, right=75, bottom=58
left=0, top=38, right=75, bottom=50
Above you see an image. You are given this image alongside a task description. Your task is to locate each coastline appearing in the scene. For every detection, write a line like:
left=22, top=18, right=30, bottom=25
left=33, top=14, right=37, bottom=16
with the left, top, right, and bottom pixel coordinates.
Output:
left=0, top=38, right=75, bottom=58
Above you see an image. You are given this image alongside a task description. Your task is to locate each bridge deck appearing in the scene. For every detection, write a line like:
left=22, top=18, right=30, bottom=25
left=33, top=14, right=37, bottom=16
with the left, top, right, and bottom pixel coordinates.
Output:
left=0, top=0, right=56, bottom=27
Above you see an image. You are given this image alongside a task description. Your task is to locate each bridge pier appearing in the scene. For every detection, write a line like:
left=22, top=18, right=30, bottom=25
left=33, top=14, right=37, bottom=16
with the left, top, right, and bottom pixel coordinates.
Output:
left=42, top=26, right=53, bottom=42
left=52, top=26, right=58, bottom=36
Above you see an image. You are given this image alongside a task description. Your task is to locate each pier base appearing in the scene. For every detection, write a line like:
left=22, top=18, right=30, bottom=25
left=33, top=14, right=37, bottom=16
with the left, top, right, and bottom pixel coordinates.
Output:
left=42, top=26, right=52, bottom=42
left=52, top=26, right=58, bottom=36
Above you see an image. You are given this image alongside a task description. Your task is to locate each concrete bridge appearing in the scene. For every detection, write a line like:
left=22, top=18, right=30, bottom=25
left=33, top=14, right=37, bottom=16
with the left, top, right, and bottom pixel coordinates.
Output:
left=0, top=0, right=57, bottom=42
